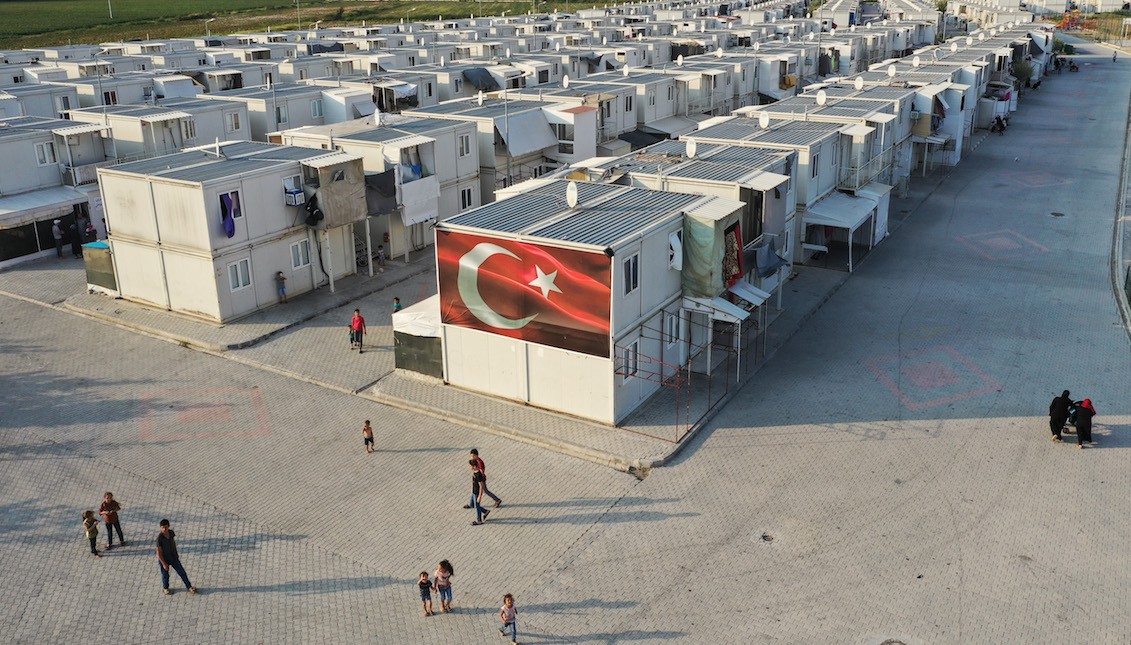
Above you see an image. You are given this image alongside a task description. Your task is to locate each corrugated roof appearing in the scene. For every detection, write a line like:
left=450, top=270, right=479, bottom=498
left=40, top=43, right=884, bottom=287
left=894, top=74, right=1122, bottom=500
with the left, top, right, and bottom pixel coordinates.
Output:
left=530, top=188, right=697, bottom=246
left=445, top=193, right=567, bottom=232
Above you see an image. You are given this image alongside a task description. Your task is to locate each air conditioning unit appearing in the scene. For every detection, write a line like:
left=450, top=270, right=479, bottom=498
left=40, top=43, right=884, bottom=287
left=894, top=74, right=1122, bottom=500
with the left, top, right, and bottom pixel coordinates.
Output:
left=909, top=109, right=921, bottom=120
left=285, top=189, right=306, bottom=206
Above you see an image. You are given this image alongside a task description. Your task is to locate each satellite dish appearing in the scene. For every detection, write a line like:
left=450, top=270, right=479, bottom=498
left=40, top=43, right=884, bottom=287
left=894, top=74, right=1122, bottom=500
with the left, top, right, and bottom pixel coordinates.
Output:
left=816, top=89, right=827, bottom=105
left=851, top=24, right=856, bottom=32
left=477, top=91, right=484, bottom=106
left=912, top=56, right=920, bottom=67
left=677, top=54, right=684, bottom=66
left=685, top=139, right=697, bottom=158
left=965, top=37, right=973, bottom=46
left=566, top=181, right=578, bottom=208
left=440, top=57, right=445, bottom=67
left=882, top=19, right=888, bottom=26
left=563, top=74, right=570, bottom=88
left=809, top=33, right=815, bottom=41
left=623, top=65, right=630, bottom=76
left=783, top=36, right=791, bottom=45
left=950, top=42, right=958, bottom=53
left=978, top=33, right=985, bottom=41
left=754, top=42, right=761, bottom=52
left=758, top=111, right=770, bottom=128
left=854, top=77, right=864, bottom=91
left=887, top=65, right=896, bottom=78
left=933, top=49, right=942, bottom=60
left=715, top=47, right=723, bottom=57
left=555, top=42, right=561, bottom=51
left=602, top=37, right=607, bottom=45
left=506, top=47, right=511, bottom=57
left=830, top=28, right=836, bottom=36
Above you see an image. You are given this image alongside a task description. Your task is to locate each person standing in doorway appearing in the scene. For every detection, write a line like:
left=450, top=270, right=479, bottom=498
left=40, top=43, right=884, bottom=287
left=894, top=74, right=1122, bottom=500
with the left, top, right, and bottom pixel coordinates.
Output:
left=363, top=420, right=374, bottom=454
left=99, top=492, right=125, bottom=548
left=82, top=510, right=102, bottom=558
left=434, top=560, right=454, bottom=612
left=469, top=460, right=490, bottom=525
left=376, top=245, right=387, bottom=272
left=52, top=220, right=64, bottom=258
left=1073, top=399, right=1096, bottom=448
left=1048, top=390, right=1072, bottom=442
left=350, top=309, right=367, bottom=353
left=468, top=449, right=501, bottom=508
left=275, top=271, right=288, bottom=304
left=156, top=519, right=197, bottom=595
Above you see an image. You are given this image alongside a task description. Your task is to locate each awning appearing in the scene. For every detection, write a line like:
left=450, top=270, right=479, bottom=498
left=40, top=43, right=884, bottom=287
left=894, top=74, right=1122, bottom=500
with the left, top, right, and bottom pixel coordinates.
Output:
left=141, top=111, right=193, bottom=123
left=619, top=128, right=664, bottom=150
left=384, top=134, right=435, bottom=149
left=0, top=185, right=88, bottom=229
left=462, top=68, right=500, bottom=91
left=870, top=113, right=897, bottom=124
left=802, top=191, right=877, bottom=232
left=52, top=123, right=109, bottom=136
left=683, top=295, right=749, bottom=323
left=727, top=280, right=771, bottom=306
left=743, top=171, right=789, bottom=192
left=392, top=294, right=441, bottom=337
left=912, top=134, right=950, bottom=145
left=640, top=115, right=697, bottom=137
left=302, top=152, right=363, bottom=169
left=842, top=124, right=875, bottom=138
left=374, top=81, right=417, bottom=98
left=497, top=111, right=556, bottom=157
left=351, top=101, right=376, bottom=118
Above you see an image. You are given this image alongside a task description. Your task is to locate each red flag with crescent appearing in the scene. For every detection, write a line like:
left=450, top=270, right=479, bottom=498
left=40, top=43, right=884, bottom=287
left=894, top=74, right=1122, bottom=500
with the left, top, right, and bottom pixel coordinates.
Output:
left=436, top=230, right=612, bottom=358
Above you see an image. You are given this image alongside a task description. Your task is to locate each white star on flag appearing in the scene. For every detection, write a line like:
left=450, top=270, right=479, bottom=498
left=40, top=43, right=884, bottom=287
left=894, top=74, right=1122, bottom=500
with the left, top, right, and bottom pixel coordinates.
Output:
left=528, top=265, right=563, bottom=299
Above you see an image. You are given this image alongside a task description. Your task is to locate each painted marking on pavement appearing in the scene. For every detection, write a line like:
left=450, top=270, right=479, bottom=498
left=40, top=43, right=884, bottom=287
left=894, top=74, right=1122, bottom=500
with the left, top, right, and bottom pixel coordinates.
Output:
left=138, top=388, right=272, bottom=441
left=864, top=345, right=1003, bottom=412
left=956, top=229, right=1049, bottom=260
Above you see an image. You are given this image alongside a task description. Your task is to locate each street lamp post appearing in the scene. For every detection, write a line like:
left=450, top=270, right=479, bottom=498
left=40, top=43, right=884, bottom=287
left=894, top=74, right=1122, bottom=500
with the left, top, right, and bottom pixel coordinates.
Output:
left=107, top=0, right=114, bottom=19
left=205, top=18, right=216, bottom=38
left=295, top=0, right=301, bottom=31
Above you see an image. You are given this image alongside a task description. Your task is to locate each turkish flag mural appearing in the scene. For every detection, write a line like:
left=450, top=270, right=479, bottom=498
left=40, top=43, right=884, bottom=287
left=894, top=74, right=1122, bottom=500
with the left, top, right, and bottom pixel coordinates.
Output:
left=436, top=230, right=612, bottom=358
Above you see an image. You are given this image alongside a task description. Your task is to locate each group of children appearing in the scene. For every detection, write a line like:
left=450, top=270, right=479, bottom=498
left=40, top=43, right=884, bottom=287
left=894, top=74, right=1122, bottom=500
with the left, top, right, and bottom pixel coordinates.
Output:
left=417, top=562, right=518, bottom=645
left=81, top=492, right=125, bottom=558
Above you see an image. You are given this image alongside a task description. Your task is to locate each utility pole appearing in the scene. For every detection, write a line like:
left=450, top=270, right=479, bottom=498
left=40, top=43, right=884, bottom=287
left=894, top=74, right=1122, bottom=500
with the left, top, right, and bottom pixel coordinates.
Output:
left=296, top=0, right=301, bottom=31
left=107, top=0, right=114, bottom=20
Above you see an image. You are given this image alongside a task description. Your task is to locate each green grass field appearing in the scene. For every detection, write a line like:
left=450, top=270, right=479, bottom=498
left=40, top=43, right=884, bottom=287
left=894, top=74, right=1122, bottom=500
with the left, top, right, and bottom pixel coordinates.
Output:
left=0, top=0, right=577, bottom=49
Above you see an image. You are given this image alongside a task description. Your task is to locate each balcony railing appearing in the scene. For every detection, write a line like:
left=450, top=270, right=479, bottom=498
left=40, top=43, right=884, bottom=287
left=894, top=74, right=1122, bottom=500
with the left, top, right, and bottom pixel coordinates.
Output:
left=838, top=148, right=894, bottom=192
left=64, top=160, right=115, bottom=186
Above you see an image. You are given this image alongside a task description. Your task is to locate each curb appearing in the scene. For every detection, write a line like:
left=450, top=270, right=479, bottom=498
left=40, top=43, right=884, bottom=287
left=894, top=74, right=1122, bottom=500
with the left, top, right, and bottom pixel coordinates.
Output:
left=1110, top=63, right=1131, bottom=344
left=61, top=260, right=434, bottom=352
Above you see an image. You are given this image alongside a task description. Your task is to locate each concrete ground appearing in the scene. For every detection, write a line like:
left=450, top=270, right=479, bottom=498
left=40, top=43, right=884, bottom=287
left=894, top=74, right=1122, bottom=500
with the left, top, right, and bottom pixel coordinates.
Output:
left=2, top=42, right=1130, bottom=644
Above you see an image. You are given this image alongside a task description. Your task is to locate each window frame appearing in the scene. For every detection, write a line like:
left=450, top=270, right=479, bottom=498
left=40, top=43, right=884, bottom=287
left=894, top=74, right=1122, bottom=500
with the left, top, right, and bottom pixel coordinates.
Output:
left=290, top=239, right=311, bottom=269
left=311, top=99, right=323, bottom=118
left=225, top=111, right=240, bottom=132
left=622, top=253, right=639, bottom=296
left=458, top=134, right=471, bottom=158
left=228, top=257, right=252, bottom=292
left=811, top=153, right=819, bottom=179
left=665, top=312, right=679, bottom=347
left=35, top=141, right=57, bottom=166
left=219, top=190, right=243, bottom=220
left=459, top=187, right=473, bottom=211
left=620, top=340, right=639, bottom=381
left=275, top=104, right=288, bottom=124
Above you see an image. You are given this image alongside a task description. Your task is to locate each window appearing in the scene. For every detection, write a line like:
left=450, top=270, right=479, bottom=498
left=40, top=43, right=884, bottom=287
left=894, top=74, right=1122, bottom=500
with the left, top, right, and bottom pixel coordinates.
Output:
left=622, top=253, right=639, bottom=296
left=553, top=123, right=574, bottom=154
left=619, top=340, right=639, bottom=380
left=102, top=90, right=118, bottom=106
left=35, top=141, right=56, bottom=166
left=625, top=95, right=634, bottom=112
left=408, top=56, right=416, bottom=66
left=220, top=190, right=242, bottom=219
left=290, top=239, right=311, bottom=269
left=264, top=72, right=273, bottom=84
left=460, top=187, right=474, bottom=211
left=458, top=134, right=471, bottom=157
left=426, top=82, right=433, bottom=98
left=180, top=119, right=196, bottom=140
left=299, top=70, right=307, bottom=80
left=275, top=104, right=288, bottom=124
left=665, top=312, right=679, bottom=347
left=648, top=91, right=655, bottom=106
left=283, top=175, right=302, bottom=202
left=226, top=112, right=240, bottom=132
left=56, top=95, right=71, bottom=117
left=538, top=69, right=549, bottom=84
left=811, top=154, right=819, bottom=178
left=228, top=258, right=251, bottom=291
left=667, top=86, right=674, bottom=101
left=311, top=99, right=323, bottom=118
left=454, top=78, right=463, bottom=93
left=553, top=63, right=559, bottom=75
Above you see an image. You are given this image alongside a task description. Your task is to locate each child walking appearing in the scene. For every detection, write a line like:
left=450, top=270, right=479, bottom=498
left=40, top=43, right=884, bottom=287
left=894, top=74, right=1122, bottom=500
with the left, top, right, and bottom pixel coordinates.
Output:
left=418, top=571, right=434, bottom=616
left=434, top=560, right=454, bottom=613
left=499, top=593, right=518, bottom=644
left=363, top=420, right=374, bottom=454
left=82, top=510, right=102, bottom=558
left=99, top=491, right=125, bottom=548
left=393, top=297, right=402, bottom=312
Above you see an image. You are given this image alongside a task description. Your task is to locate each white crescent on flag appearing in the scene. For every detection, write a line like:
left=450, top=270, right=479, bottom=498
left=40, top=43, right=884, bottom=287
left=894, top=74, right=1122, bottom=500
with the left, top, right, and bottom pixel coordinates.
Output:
left=457, top=243, right=538, bottom=330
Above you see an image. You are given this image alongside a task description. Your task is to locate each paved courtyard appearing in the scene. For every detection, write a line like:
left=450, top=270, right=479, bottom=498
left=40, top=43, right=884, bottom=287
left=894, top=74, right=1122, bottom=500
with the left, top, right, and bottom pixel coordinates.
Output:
left=2, top=42, right=1130, bottom=644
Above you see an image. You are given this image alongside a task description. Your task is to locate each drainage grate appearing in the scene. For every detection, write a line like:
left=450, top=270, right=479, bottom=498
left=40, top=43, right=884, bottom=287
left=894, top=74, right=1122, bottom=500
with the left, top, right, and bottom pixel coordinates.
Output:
left=880, top=641, right=908, bottom=645
left=1050, top=212, right=1065, bottom=217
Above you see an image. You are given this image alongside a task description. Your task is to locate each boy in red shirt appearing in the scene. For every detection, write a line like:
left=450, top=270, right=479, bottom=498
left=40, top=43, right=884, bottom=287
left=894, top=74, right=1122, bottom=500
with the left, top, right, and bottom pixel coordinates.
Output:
left=349, top=309, right=367, bottom=353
